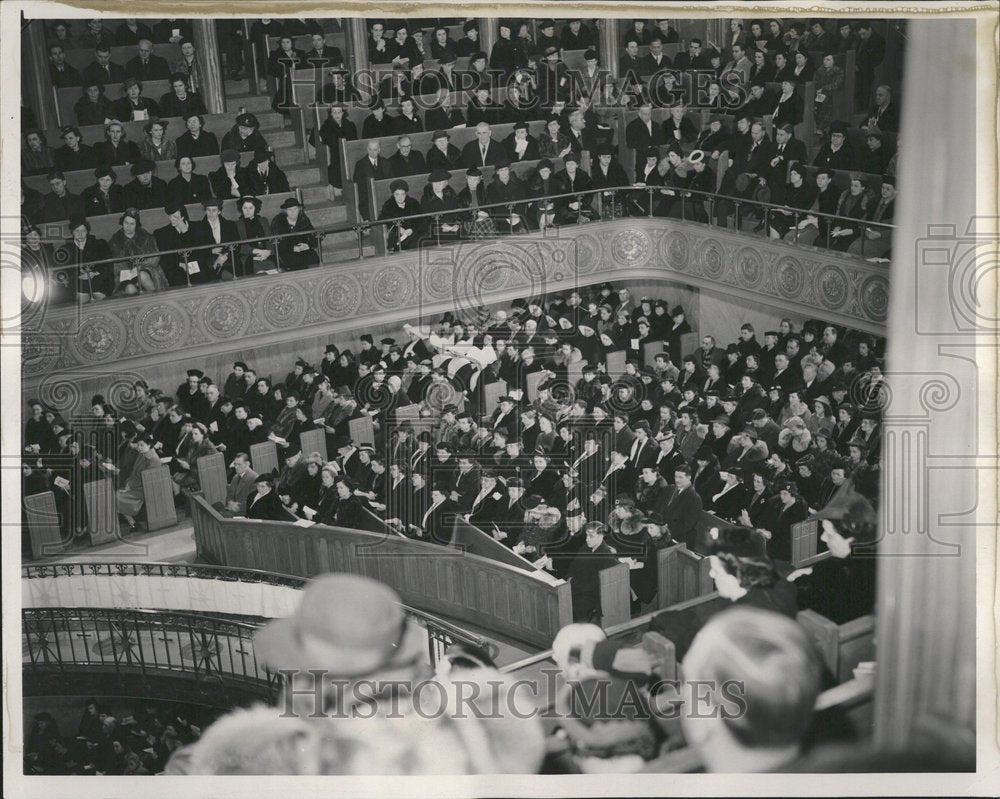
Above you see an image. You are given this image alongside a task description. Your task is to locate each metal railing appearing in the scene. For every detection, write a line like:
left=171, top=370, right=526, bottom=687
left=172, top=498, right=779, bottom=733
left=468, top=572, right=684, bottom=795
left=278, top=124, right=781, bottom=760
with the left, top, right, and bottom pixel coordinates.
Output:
left=23, top=606, right=279, bottom=697
left=24, top=182, right=894, bottom=307
left=21, top=561, right=495, bottom=668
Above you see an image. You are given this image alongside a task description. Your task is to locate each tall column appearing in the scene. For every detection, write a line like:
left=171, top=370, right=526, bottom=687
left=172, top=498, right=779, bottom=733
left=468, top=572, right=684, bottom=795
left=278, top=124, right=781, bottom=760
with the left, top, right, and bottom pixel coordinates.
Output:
left=598, top=18, right=620, bottom=80
left=478, top=17, right=498, bottom=60
left=24, top=20, right=58, bottom=129
left=871, top=18, right=981, bottom=761
left=193, top=19, right=225, bottom=114
left=345, top=17, right=370, bottom=75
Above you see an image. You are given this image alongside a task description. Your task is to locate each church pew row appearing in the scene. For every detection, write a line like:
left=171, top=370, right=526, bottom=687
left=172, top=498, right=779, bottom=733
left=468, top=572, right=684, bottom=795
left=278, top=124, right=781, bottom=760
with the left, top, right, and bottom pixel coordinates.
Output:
left=43, top=191, right=298, bottom=242
left=41, top=109, right=286, bottom=156
left=189, top=493, right=579, bottom=648
left=25, top=153, right=253, bottom=197
left=605, top=589, right=874, bottom=687
left=365, top=154, right=586, bottom=220
left=340, top=118, right=551, bottom=223
left=56, top=80, right=171, bottom=128
left=797, top=610, right=876, bottom=684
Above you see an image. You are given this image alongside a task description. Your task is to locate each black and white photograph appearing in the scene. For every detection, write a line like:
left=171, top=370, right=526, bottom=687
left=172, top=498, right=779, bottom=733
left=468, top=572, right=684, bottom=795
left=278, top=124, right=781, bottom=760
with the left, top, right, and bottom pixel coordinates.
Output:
left=2, top=2, right=997, bottom=796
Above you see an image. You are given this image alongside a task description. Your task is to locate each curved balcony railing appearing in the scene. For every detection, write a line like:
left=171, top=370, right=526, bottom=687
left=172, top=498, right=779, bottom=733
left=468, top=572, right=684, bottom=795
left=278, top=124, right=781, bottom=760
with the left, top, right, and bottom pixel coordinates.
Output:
left=22, top=561, right=496, bottom=668
left=23, top=606, right=279, bottom=698
left=22, top=182, right=894, bottom=306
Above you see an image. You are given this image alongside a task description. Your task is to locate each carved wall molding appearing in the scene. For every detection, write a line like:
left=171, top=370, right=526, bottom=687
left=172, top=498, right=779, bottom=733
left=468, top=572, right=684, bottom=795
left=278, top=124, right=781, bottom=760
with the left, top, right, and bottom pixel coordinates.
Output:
left=22, top=219, right=889, bottom=388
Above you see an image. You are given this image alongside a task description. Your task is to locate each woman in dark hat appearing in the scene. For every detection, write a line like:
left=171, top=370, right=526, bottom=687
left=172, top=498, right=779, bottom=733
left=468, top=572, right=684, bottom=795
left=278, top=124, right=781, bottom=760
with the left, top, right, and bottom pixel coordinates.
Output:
left=791, top=489, right=878, bottom=624
left=60, top=216, right=113, bottom=302
left=379, top=178, right=423, bottom=251
left=692, top=446, right=725, bottom=505
left=768, top=163, right=817, bottom=240
left=247, top=470, right=293, bottom=521
left=74, top=82, right=114, bottom=127
left=361, top=99, right=393, bottom=139
left=108, top=207, right=169, bottom=295
left=235, top=195, right=275, bottom=275
left=123, top=159, right=167, bottom=209
left=271, top=196, right=320, bottom=270
left=155, top=203, right=212, bottom=286
left=754, top=479, right=808, bottom=562
left=457, top=166, right=497, bottom=238
left=221, top=111, right=268, bottom=155
left=421, top=169, right=462, bottom=241
left=82, top=165, right=126, bottom=217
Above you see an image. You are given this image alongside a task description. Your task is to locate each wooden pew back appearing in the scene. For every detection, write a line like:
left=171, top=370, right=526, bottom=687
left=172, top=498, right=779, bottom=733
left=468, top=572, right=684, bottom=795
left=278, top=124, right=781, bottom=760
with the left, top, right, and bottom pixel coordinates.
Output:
left=24, top=492, right=65, bottom=559
left=141, top=465, right=179, bottom=530
left=797, top=610, right=876, bottom=683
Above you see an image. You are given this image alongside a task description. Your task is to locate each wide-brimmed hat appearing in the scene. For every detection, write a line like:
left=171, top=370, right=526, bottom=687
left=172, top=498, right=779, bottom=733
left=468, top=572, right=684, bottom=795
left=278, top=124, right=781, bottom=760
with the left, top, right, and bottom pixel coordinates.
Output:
left=254, top=574, right=426, bottom=676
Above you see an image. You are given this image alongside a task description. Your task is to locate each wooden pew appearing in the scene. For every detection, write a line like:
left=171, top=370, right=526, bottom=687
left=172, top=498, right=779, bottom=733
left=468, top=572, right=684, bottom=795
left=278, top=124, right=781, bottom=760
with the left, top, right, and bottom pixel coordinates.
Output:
left=82, top=477, right=119, bottom=545
left=599, top=561, right=632, bottom=627
left=368, top=154, right=583, bottom=219
left=794, top=164, right=886, bottom=195
left=141, top=465, right=178, bottom=530
left=335, top=87, right=507, bottom=132
left=341, top=119, right=548, bottom=223
left=42, top=191, right=298, bottom=242
left=525, top=370, right=547, bottom=403
left=188, top=494, right=574, bottom=648
left=656, top=542, right=713, bottom=608
left=605, top=349, right=626, bottom=377
left=642, top=340, right=663, bottom=368
left=791, top=517, right=832, bottom=567
left=46, top=112, right=284, bottom=153
left=24, top=492, right=65, bottom=559
left=299, top=428, right=328, bottom=461
left=195, top=452, right=228, bottom=507
left=23, top=152, right=253, bottom=197
left=797, top=610, right=876, bottom=684
left=483, top=379, right=507, bottom=416
left=348, top=415, right=376, bottom=446
left=249, top=441, right=278, bottom=476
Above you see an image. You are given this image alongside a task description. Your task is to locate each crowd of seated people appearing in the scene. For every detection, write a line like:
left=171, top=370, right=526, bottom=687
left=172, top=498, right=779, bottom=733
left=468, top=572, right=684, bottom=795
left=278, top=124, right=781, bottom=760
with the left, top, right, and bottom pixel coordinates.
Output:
left=20, top=138, right=314, bottom=303
left=23, top=283, right=886, bottom=619
left=23, top=15, right=902, bottom=311
left=24, top=697, right=207, bottom=775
